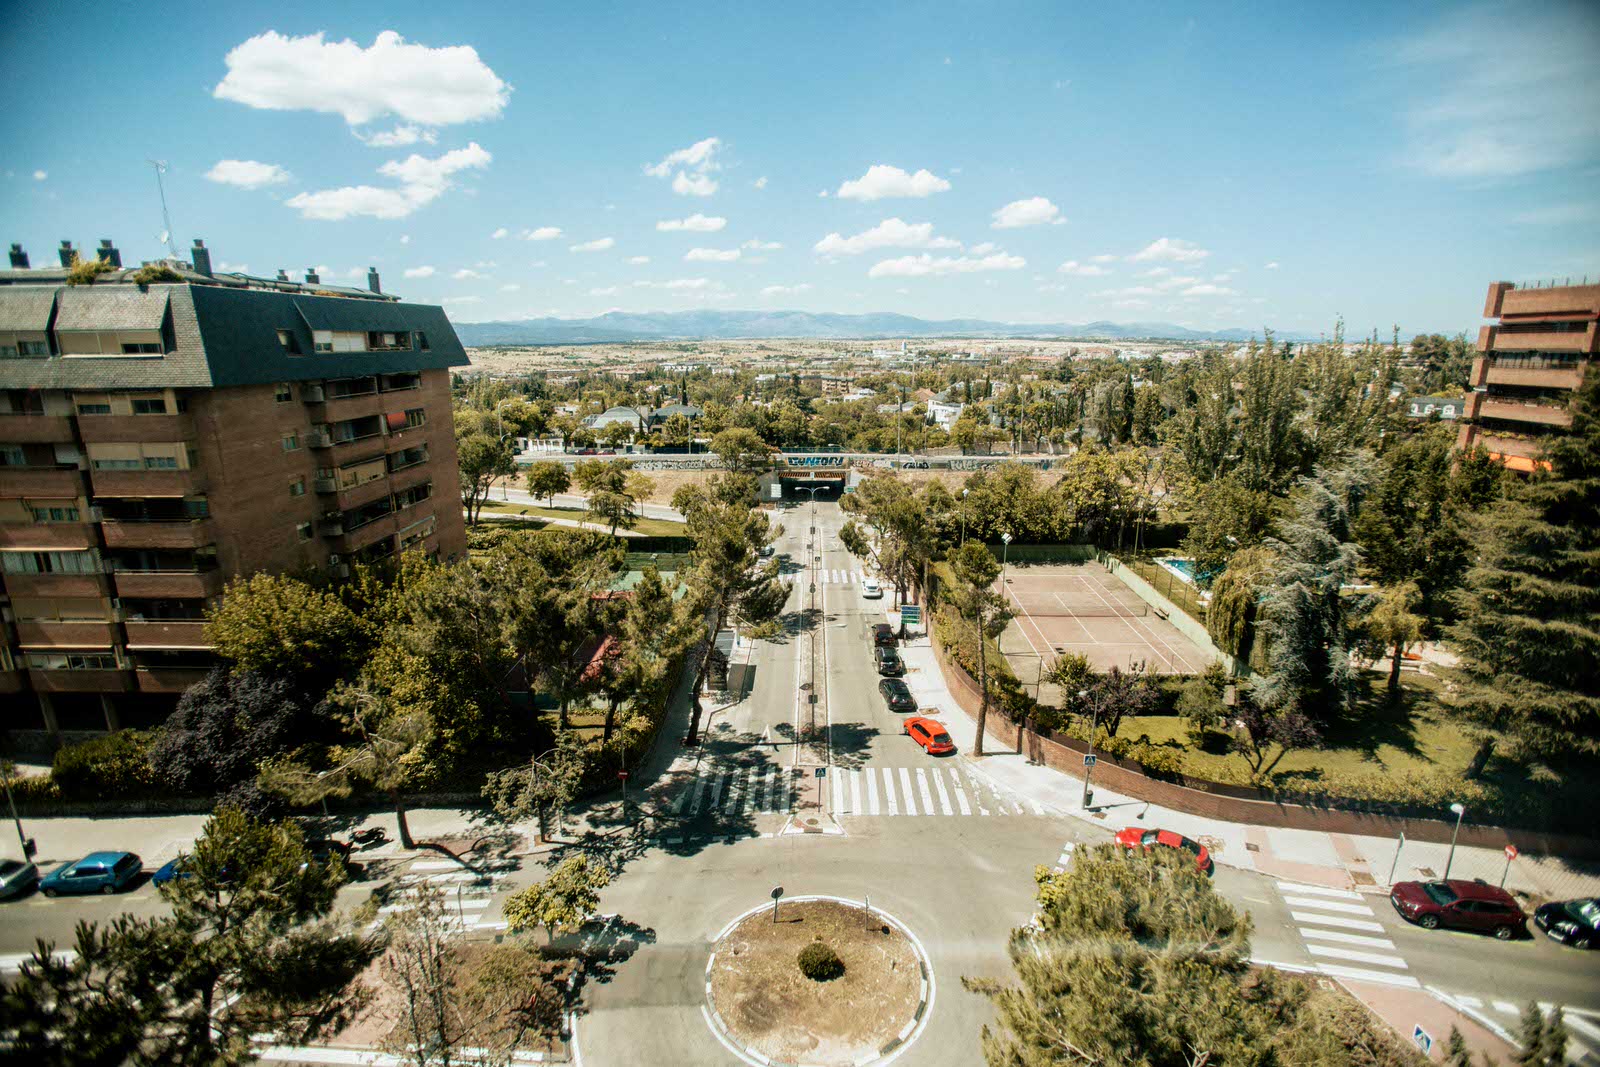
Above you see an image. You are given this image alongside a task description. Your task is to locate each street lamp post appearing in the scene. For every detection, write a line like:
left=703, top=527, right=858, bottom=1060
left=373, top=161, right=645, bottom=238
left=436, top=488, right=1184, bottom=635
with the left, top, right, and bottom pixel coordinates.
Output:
left=1443, top=802, right=1467, bottom=881
left=960, top=489, right=970, bottom=546
left=1000, top=532, right=1012, bottom=588
left=1079, top=688, right=1097, bottom=810
left=0, top=765, right=32, bottom=859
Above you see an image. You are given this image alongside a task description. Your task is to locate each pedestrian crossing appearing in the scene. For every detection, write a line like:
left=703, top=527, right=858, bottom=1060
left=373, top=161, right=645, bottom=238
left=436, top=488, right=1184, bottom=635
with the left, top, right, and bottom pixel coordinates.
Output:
left=1274, top=880, right=1418, bottom=988
left=1438, top=994, right=1600, bottom=1065
left=829, top=764, right=1051, bottom=818
left=780, top=568, right=879, bottom=587
left=379, top=857, right=513, bottom=931
left=671, top=764, right=802, bottom=817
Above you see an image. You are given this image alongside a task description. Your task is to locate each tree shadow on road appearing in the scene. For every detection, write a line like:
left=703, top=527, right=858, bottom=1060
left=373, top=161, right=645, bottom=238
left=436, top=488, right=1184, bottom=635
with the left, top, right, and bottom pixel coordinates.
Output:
left=824, top=721, right=881, bottom=770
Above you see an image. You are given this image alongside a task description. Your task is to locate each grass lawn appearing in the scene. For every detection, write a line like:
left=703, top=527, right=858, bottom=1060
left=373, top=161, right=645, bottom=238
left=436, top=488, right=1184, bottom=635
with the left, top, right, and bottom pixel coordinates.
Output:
left=478, top=500, right=686, bottom=537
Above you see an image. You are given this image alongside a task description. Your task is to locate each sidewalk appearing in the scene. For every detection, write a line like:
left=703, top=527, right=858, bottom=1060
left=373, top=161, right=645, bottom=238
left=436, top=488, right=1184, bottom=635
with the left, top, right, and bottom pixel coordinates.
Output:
left=894, top=636, right=1600, bottom=904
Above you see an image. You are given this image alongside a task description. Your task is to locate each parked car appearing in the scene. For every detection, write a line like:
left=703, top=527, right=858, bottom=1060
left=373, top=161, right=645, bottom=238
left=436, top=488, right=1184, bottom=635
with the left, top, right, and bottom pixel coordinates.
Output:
left=1390, top=880, right=1526, bottom=940
left=1114, top=827, right=1214, bottom=875
left=151, top=855, right=190, bottom=887
left=862, top=577, right=883, bottom=599
left=1533, top=898, right=1598, bottom=949
left=879, top=677, right=916, bottom=713
left=0, top=858, right=39, bottom=900
left=871, top=623, right=897, bottom=649
left=904, top=716, right=956, bottom=756
left=40, top=851, right=142, bottom=897
left=874, top=646, right=905, bottom=677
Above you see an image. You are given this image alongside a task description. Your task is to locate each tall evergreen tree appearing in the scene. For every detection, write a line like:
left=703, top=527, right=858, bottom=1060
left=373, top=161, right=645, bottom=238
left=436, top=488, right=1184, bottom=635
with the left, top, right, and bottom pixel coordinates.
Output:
left=1444, top=369, right=1600, bottom=777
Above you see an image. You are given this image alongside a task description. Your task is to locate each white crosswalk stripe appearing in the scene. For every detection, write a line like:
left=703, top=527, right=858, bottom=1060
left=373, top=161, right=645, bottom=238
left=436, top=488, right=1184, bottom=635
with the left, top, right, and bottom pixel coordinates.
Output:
left=1307, top=944, right=1410, bottom=969
left=1288, top=910, right=1385, bottom=932
left=1299, top=928, right=1396, bottom=950
left=898, top=768, right=918, bottom=816
left=1465, top=997, right=1600, bottom=1064
left=1276, top=881, right=1412, bottom=982
left=1282, top=895, right=1373, bottom=915
left=822, top=766, right=1047, bottom=817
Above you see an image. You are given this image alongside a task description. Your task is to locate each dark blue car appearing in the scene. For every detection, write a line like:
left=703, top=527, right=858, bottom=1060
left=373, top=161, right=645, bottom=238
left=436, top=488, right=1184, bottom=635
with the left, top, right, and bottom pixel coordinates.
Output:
left=40, top=851, right=142, bottom=897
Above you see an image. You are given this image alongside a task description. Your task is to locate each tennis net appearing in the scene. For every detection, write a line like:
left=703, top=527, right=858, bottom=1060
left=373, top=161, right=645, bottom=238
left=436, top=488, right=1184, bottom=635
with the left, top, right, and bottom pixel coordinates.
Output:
left=1005, top=594, right=1149, bottom=619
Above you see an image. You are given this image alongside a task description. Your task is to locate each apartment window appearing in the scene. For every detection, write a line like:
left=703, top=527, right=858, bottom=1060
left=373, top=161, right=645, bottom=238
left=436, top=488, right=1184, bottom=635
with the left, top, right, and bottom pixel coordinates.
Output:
left=30, top=505, right=81, bottom=523
left=121, top=342, right=162, bottom=354
left=2, top=549, right=98, bottom=574
left=1, top=445, right=25, bottom=467
left=403, top=407, right=426, bottom=429
left=313, top=330, right=333, bottom=354
left=143, top=455, right=177, bottom=470
left=92, top=456, right=141, bottom=470
left=415, top=331, right=430, bottom=351
left=282, top=432, right=301, bottom=452
left=276, top=329, right=302, bottom=355
left=131, top=397, right=167, bottom=415
left=76, top=401, right=112, bottom=415
left=296, top=521, right=313, bottom=542
left=289, top=477, right=306, bottom=498
left=25, top=652, right=118, bottom=671
left=275, top=383, right=293, bottom=403
left=18, top=341, right=46, bottom=357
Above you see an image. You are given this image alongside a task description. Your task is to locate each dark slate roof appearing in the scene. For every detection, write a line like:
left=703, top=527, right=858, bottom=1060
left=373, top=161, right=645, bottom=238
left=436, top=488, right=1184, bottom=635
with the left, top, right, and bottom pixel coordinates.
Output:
left=652, top=403, right=703, bottom=419
left=0, top=283, right=467, bottom=392
left=0, top=286, right=58, bottom=331
left=54, top=287, right=170, bottom=331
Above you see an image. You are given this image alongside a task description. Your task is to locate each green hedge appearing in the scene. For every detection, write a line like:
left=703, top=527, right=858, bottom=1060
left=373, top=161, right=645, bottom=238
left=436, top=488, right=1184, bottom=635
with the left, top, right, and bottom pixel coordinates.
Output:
left=50, top=730, right=158, bottom=799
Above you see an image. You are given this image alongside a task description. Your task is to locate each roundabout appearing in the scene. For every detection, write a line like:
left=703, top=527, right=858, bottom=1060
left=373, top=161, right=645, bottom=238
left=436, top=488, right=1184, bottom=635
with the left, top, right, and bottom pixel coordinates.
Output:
left=703, top=895, right=936, bottom=1067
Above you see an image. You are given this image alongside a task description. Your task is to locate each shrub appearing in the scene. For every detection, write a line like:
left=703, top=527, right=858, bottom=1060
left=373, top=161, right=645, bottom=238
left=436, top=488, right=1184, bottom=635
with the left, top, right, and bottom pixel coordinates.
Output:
left=50, top=730, right=157, bottom=799
left=64, top=254, right=116, bottom=286
left=130, top=263, right=181, bottom=285
left=797, top=940, right=844, bottom=981
left=3, top=773, right=60, bottom=802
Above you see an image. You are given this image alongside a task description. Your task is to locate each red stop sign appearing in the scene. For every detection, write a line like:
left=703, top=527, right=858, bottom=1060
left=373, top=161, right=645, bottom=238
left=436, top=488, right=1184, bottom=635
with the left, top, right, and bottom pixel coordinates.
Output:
left=1504, top=845, right=1519, bottom=861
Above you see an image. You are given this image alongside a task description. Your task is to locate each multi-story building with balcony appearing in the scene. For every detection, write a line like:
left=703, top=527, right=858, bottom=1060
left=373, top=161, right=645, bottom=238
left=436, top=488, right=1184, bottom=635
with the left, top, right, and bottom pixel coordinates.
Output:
left=0, top=239, right=468, bottom=740
left=1459, top=280, right=1599, bottom=471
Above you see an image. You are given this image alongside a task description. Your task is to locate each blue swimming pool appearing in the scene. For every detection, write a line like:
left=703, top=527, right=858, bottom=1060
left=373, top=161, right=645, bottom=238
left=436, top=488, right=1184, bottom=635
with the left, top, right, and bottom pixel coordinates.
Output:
left=1157, top=557, right=1212, bottom=586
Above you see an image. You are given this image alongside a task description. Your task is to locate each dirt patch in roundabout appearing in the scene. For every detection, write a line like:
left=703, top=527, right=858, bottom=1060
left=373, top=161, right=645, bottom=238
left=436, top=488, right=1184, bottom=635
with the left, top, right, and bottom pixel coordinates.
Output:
left=705, top=896, right=933, bottom=1066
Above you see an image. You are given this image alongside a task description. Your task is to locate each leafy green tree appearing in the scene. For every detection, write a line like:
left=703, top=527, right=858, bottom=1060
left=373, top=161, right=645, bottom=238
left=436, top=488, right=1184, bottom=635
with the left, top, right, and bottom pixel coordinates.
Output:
left=525, top=461, right=571, bottom=506
left=709, top=426, right=772, bottom=475
left=1236, top=332, right=1305, bottom=495
left=150, top=669, right=312, bottom=808
left=1183, top=475, right=1276, bottom=579
left=840, top=473, right=930, bottom=607
left=945, top=543, right=1010, bottom=756
left=673, top=475, right=787, bottom=745
left=600, top=419, right=633, bottom=450
left=949, top=415, right=981, bottom=455
left=598, top=565, right=683, bottom=742
left=1443, top=368, right=1600, bottom=777
left=659, top=411, right=692, bottom=446
left=1085, top=663, right=1160, bottom=739
left=482, top=728, right=587, bottom=842
left=0, top=808, right=373, bottom=1065
left=206, top=572, right=365, bottom=687
left=1173, top=349, right=1238, bottom=484
left=457, top=430, right=515, bottom=527
left=1299, top=326, right=1399, bottom=467
left=1512, top=1002, right=1569, bottom=1066
left=503, top=855, right=613, bottom=944
left=1411, top=332, right=1475, bottom=395
left=1206, top=545, right=1275, bottom=663
left=1354, top=582, right=1425, bottom=694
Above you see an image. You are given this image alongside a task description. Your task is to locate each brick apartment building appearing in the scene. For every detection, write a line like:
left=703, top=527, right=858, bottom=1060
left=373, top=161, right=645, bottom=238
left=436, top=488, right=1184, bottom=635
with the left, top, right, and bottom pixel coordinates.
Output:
left=1459, top=280, right=1599, bottom=471
left=0, top=239, right=469, bottom=739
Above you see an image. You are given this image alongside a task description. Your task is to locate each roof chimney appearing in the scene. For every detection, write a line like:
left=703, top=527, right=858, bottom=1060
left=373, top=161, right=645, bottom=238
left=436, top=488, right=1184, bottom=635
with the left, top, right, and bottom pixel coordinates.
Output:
left=97, top=239, right=122, bottom=268
left=367, top=266, right=381, bottom=294
left=58, top=240, right=76, bottom=268
left=276, top=269, right=289, bottom=282
left=305, top=267, right=320, bottom=285
left=8, top=244, right=27, bottom=270
left=190, top=239, right=212, bottom=277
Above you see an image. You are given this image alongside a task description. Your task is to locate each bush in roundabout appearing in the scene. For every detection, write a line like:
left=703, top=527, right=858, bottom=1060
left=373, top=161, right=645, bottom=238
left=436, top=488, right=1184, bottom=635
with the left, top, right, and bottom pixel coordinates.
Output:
left=796, top=939, right=845, bottom=981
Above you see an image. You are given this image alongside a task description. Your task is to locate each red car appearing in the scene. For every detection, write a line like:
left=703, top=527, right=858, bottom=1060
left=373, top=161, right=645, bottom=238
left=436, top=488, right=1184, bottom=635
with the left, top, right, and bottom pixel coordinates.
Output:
left=1114, top=827, right=1214, bottom=874
left=1390, top=879, right=1526, bottom=941
left=904, top=716, right=955, bottom=756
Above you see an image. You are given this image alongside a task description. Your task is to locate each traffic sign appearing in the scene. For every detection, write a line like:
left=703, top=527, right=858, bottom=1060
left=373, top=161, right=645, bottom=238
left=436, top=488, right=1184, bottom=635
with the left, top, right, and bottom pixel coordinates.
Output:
left=1412, top=1026, right=1432, bottom=1055
left=617, top=770, right=629, bottom=780
left=771, top=885, right=784, bottom=900
left=815, top=766, right=827, bottom=778
left=1504, top=844, right=1519, bottom=861
left=900, top=604, right=922, bottom=625
left=1083, top=754, right=1097, bottom=767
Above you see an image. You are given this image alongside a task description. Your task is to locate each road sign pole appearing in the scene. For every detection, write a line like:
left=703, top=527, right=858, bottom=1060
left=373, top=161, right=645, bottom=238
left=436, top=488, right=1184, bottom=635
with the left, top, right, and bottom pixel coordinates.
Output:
left=1387, top=832, right=1405, bottom=886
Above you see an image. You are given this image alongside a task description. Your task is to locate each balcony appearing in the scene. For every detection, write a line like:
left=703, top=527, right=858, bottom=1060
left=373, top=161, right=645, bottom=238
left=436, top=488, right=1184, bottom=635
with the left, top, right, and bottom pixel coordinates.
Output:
left=1481, top=358, right=1587, bottom=391
left=306, top=428, right=334, bottom=449
left=90, top=468, right=206, bottom=496
left=113, top=569, right=225, bottom=599
left=1478, top=398, right=1573, bottom=428
left=135, top=666, right=212, bottom=694
left=1497, top=285, right=1600, bottom=319
left=1, top=571, right=109, bottom=598
left=1480, top=327, right=1594, bottom=356
left=15, top=620, right=117, bottom=648
left=76, top=412, right=194, bottom=442
left=0, top=415, right=74, bottom=443
left=27, top=669, right=131, bottom=693
left=1476, top=433, right=1544, bottom=461
left=123, top=620, right=210, bottom=650
left=0, top=466, right=83, bottom=497
left=321, top=391, right=386, bottom=420
left=100, top=518, right=214, bottom=549
left=0, top=523, right=94, bottom=550
left=328, top=513, right=401, bottom=555
left=301, top=384, right=326, bottom=403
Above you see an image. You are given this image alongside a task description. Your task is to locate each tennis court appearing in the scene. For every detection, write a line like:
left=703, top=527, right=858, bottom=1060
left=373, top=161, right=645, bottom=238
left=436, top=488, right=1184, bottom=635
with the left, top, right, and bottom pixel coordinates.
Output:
left=996, top=561, right=1214, bottom=703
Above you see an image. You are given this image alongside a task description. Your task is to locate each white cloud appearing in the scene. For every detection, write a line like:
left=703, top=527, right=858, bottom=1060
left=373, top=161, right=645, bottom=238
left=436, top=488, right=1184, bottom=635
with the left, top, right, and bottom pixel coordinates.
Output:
left=500, top=283, right=521, bottom=292
left=656, top=213, right=726, bottom=233
left=817, top=190, right=829, bottom=198
left=214, top=30, right=509, bottom=129
left=569, top=237, right=615, bottom=253
left=1091, top=253, right=1117, bottom=263
left=1093, top=285, right=1159, bottom=297
left=969, top=242, right=998, bottom=255
left=627, top=255, right=651, bottom=265
left=1128, top=237, right=1210, bottom=262
left=204, top=159, right=292, bottom=190
left=530, top=260, right=547, bottom=268
left=399, top=235, right=411, bottom=244
left=1038, top=283, right=1068, bottom=293
left=491, top=227, right=508, bottom=239
left=742, top=239, right=782, bottom=251
left=814, top=218, right=961, bottom=257
left=1057, top=260, right=1110, bottom=276
left=685, top=247, right=741, bottom=262
left=353, top=124, right=438, bottom=148
left=1511, top=203, right=1597, bottom=225
left=216, top=261, right=250, bottom=274
left=441, top=296, right=482, bottom=305
left=1396, top=5, right=1600, bottom=179
left=634, top=278, right=719, bottom=292
left=1264, top=261, right=1280, bottom=270
left=589, top=286, right=620, bottom=296
left=644, top=137, right=721, bottom=177
left=753, top=176, right=768, bottom=189
left=523, top=226, right=562, bottom=241
left=403, top=265, right=436, bottom=278
left=1181, top=284, right=1237, bottom=297
left=836, top=164, right=951, bottom=201
left=867, top=252, right=1025, bottom=278
left=32, top=170, right=47, bottom=181
left=452, top=268, right=483, bottom=279
left=992, top=196, right=1065, bottom=228
left=672, top=172, right=718, bottom=197
left=1141, top=267, right=1171, bottom=277
left=286, top=142, right=490, bottom=220
left=761, top=283, right=812, bottom=296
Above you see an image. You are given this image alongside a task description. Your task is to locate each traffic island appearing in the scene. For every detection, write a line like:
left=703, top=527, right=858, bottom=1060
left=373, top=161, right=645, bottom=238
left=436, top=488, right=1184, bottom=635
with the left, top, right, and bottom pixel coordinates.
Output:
left=704, top=895, right=934, bottom=1066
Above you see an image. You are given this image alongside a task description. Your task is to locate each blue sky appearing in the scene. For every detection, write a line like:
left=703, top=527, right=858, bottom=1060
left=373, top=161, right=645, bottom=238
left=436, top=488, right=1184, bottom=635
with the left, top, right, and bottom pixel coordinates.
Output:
left=2, top=2, right=1597, bottom=335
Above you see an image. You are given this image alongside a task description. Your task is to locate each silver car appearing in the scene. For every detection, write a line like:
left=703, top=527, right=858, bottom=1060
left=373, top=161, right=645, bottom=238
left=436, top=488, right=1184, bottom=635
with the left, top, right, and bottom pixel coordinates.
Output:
left=0, top=858, right=40, bottom=900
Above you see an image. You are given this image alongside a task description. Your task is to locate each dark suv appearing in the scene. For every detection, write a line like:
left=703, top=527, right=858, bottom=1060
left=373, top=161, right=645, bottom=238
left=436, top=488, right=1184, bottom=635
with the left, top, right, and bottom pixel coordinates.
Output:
left=879, top=678, right=916, bottom=712
left=874, top=646, right=905, bottom=677
left=871, top=623, right=896, bottom=649
left=1390, top=879, right=1526, bottom=940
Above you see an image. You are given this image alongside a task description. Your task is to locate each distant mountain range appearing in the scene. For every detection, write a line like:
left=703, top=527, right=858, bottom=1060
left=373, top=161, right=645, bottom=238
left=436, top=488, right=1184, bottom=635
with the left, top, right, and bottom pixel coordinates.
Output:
left=450, top=309, right=1286, bottom=347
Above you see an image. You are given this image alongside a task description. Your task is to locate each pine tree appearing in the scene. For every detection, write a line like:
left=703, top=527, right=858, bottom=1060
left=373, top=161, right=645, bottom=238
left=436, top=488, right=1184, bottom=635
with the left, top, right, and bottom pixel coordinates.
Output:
left=1444, top=368, right=1600, bottom=777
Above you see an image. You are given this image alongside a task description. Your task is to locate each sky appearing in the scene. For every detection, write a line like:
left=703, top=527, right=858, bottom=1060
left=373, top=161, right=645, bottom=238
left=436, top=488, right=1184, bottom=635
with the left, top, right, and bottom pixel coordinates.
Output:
left=2, top=1, right=1598, bottom=336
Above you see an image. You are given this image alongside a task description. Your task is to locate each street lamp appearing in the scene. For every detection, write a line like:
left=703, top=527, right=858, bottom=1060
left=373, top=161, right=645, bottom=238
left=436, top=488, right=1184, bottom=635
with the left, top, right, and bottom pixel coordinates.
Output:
left=1079, top=688, right=1097, bottom=810
left=1000, top=532, right=1012, bottom=588
left=960, top=489, right=970, bottom=546
left=0, top=764, right=34, bottom=859
left=1443, top=802, right=1466, bottom=881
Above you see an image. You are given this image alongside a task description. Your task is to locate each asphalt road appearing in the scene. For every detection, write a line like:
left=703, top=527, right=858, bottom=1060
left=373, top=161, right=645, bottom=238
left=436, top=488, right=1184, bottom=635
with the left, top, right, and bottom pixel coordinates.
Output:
left=4, top=498, right=1598, bottom=1064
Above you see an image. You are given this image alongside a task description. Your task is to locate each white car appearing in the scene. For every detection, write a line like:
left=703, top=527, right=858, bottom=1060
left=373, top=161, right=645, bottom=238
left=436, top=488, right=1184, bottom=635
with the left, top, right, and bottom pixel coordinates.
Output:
left=862, top=577, right=883, bottom=599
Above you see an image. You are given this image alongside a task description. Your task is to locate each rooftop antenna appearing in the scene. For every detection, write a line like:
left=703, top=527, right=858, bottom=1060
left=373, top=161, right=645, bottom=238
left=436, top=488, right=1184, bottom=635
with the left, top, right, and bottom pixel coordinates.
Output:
left=148, top=160, right=179, bottom=260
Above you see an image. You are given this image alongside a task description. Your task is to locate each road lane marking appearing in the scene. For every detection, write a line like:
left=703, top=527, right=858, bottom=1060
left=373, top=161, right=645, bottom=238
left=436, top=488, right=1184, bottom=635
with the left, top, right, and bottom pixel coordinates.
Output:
left=898, top=768, right=919, bottom=816
left=948, top=768, right=972, bottom=815
left=1307, top=944, right=1409, bottom=969
left=708, top=772, right=725, bottom=813
left=1281, top=895, right=1372, bottom=915
left=916, top=768, right=937, bottom=814
left=1275, top=882, right=1361, bottom=900
left=883, top=767, right=898, bottom=815
left=930, top=766, right=954, bottom=814
left=689, top=776, right=709, bottom=815
left=723, top=768, right=744, bottom=814
left=831, top=767, right=844, bottom=813
left=849, top=768, right=862, bottom=814
left=1288, top=911, right=1385, bottom=932
left=1312, top=963, right=1420, bottom=989
left=866, top=767, right=881, bottom=815
left=1299, top=928, right=1397, bottom=950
